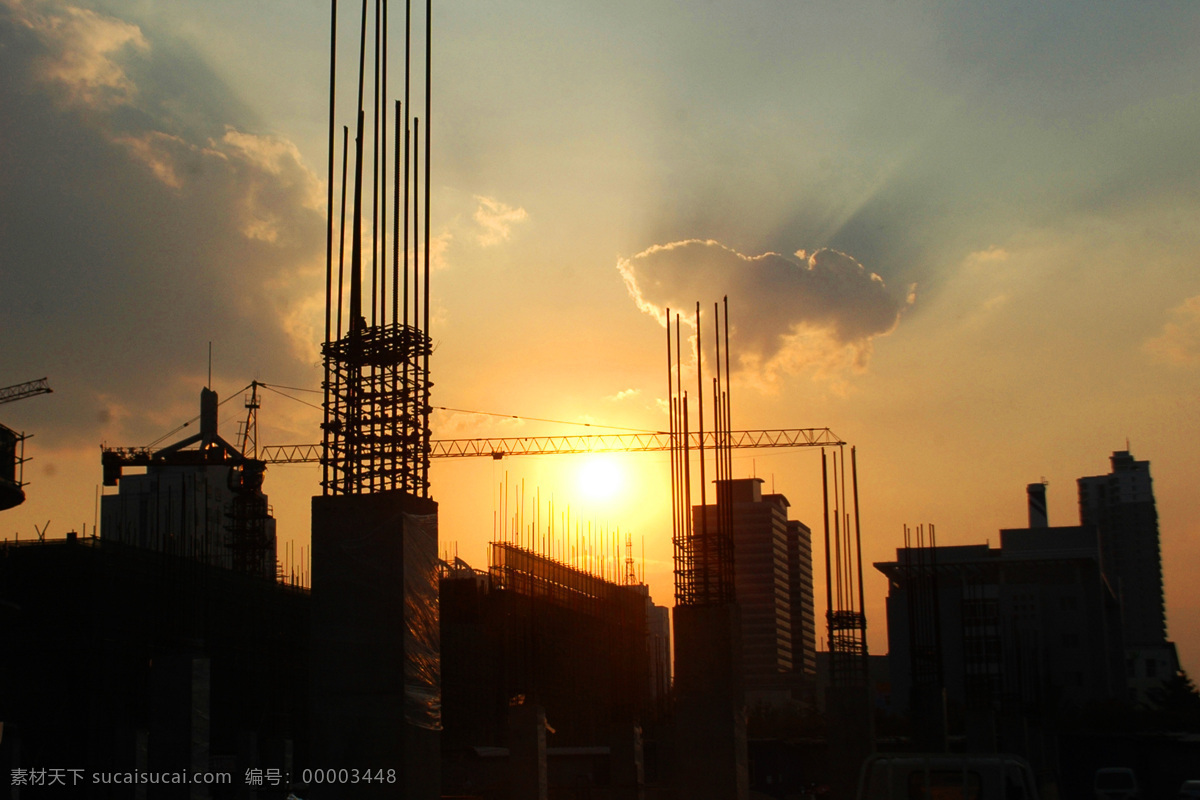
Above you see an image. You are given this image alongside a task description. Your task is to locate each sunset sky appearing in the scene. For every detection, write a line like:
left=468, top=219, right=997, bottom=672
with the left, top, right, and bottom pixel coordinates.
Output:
left=3, top=0, right=1200, bottom=671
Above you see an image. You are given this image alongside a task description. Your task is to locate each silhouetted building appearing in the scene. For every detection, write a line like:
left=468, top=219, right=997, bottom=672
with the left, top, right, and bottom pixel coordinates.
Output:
left=694, top=478, right=815, bottom=707
left=1077, top=450, right=1178, bottom=705
left=101, top=387, right=277, bottom=580
left=102, top=462, right=276, bottom=572
left=645, top=590, right=672, bottom=716
left=439, top=544, right=660, bottom=753
left=814, top=651, right=894, bottom=716
left=0, top=424, right=26, bottom=511
left=788, top=519, right=817, bottom=677
left=876, top=518, right=1125, bottom=752
left=0, top=536, right=309, bottom=797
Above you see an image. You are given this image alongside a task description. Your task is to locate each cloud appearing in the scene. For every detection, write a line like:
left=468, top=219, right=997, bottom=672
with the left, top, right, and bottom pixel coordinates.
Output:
left=606, top=388, right=641, bottom=403
left=473, top=195, right=527, bottom=246
left=4, top=0, right=149, bottom=110
left=1145, top=295, right=1200, bottom=367
left=0, top=0, right=325, bottom=448
left=617, top=239, right=913, bottom=379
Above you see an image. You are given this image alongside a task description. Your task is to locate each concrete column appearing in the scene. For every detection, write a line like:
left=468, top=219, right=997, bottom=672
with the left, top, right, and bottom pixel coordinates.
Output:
left=506, top=702, right=547, bottom=800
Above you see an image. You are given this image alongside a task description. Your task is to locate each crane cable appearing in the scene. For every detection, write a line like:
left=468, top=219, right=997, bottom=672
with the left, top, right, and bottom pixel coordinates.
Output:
left=254, top=382, right=661, bottom=434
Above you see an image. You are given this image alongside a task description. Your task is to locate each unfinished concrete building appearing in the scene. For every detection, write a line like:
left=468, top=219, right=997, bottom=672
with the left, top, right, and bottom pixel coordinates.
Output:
left=306, top=2, right=441, bottom=797
left=439, top=543, right=666, bottom=797
left=0, top=535, right=310, bottom=798
left=668, top=301, right=749, bottom=800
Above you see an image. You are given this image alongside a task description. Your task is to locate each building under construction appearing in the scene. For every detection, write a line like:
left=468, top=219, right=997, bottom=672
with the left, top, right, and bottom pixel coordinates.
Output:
left=100, top=385, right=278, bottom=580
left=441, top=543, right=666, bottom=746
left=439, top=541, right=667, bottom=798
left=668, top=301, right=749, bottom=800
left=0, top=535, right=310, bottom=799
left=0, top=378, right=53, bottom=511
left=305, top=0, right=442, bottom=794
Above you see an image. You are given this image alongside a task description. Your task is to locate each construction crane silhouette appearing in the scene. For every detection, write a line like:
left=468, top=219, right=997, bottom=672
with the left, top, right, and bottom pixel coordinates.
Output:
left=0, top=378, right=52, bottom=406
left=0, top=378, right=53, bottom=511
left=100, top=381, right=843, bottom=472
left=258, top=428, right=844, bottom=464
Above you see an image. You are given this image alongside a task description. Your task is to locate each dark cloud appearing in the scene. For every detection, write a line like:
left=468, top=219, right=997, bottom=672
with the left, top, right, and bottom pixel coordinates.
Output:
left=0, top=0, right=325, bottom=447
left=618, top=239, right=913, bottom=378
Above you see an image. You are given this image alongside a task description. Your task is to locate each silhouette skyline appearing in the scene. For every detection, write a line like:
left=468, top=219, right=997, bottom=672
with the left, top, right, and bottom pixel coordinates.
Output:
left=3, top=0, right=1200, bottom=676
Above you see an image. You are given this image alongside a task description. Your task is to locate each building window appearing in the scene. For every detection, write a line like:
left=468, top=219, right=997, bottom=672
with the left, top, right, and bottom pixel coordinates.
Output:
left=1146, top=658, right=1157, bottom=678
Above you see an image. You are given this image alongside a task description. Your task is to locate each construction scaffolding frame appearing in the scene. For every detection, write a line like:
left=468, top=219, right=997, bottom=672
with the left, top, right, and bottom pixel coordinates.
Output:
left=823, top=446, right=870, bottom=690
left=322, top=322, right=432, bottom=495
left=320, top=0, right=434, bottom=499
left=669, top=300, right=736, bottom=607
left=488, top=541, right=644, bottom=619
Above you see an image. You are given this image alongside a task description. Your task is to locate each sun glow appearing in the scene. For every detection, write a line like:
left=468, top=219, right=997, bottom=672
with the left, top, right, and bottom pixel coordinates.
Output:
left=576, top=455, right=625, bottom=502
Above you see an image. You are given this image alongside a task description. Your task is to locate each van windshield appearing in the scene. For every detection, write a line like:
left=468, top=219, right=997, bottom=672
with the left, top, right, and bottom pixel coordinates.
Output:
left=1096, top=772, right=1135, bottom=790
left=908, top=770, right=982, bottom=800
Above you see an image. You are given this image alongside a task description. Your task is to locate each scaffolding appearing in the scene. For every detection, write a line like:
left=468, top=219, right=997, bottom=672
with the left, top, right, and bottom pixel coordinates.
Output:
left=0, top=424, right=28, bottom=511
left=319, top=0, right=435, bottom=499
left=669, top=300, right=736, bottom=606
left=322, top=322, right=431, bottom=495
left=488, top=541, right=644, bottom=619
left=822, top=445, right=870, bottom=690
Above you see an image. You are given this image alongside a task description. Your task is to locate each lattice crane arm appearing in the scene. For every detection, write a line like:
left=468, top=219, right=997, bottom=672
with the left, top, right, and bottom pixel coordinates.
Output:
left=257, top=428, right=844, bottom=464
left=0, top=378, right=52, bottom=406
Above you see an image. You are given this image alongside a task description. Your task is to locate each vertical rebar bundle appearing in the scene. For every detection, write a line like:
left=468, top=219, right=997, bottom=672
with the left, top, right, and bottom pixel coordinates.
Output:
left=903, top=524, right=944, bottom=694
left=823, top=446, right=870, bottom=688
left=669, top=300, right=735, bottom=606
left=322, top=0, right=434, bottom=498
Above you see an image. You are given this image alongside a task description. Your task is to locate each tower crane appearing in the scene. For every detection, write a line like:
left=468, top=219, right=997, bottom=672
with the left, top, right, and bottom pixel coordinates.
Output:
left=0, top=378, right=53, bottom=405
left=0, top=377, right=53, bottom=511
left=258, top=428, right=844, bottom=464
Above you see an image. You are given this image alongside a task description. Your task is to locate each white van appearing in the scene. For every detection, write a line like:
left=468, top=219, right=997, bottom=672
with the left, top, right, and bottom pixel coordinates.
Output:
left=1178, top=780, right=1200, bottom=800
left=1093, top=768, right=1139, bottom=800
left=856, top=754, right=1040, bottom=800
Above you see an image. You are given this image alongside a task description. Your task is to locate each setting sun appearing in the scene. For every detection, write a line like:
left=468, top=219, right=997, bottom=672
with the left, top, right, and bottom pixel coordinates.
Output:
left=576, top=455, right=625, bottom=502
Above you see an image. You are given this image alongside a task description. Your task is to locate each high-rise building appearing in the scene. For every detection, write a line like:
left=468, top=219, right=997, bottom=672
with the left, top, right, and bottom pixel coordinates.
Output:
left=1078, top=450, right=1164, bottom=644
left=694, top=478, right=815, bottom=706
left=1077, top=449, right=1178, bottom=705
left=788, top=519, right=817, bottom=676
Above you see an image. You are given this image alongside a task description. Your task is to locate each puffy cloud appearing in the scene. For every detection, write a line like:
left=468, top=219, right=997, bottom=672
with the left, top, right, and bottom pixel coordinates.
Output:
left=1145, top=295, right=1200, bottom=367
left=606, top=388, right=641, bottom=403
left=473, top=195, right=527, bottom=246
left=3, top=0, right=149, bottom=110
left=0, top=0, right=325, bottom=448
left=617, top=239, right=913, bottom=379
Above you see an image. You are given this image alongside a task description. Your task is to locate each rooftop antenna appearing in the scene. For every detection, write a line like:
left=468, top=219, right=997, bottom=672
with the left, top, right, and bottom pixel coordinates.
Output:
left=207, top=342, right=212, bottom=389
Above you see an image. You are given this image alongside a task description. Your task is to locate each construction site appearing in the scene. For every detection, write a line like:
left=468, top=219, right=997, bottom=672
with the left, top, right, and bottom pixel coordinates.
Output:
left=1, top=292, right=870, bottom=800
left=0, top=0, right=876, bottom=793
left=10, top=1, right=1200, bottom=800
